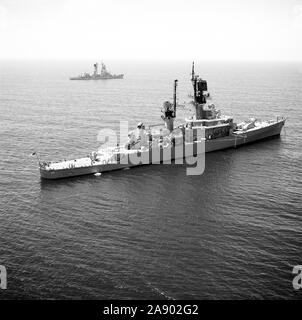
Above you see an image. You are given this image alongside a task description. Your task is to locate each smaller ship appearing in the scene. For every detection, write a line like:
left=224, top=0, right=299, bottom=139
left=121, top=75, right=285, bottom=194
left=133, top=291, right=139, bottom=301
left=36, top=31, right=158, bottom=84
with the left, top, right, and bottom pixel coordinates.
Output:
left=70, top=62, right=124, bottom=80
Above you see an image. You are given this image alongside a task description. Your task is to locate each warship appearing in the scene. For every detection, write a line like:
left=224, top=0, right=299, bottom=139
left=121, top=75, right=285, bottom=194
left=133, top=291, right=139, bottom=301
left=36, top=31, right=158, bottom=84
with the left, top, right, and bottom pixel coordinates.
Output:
left=70, top=62, right=124, bottom=80
left=39, top=63, right=285, bottom=179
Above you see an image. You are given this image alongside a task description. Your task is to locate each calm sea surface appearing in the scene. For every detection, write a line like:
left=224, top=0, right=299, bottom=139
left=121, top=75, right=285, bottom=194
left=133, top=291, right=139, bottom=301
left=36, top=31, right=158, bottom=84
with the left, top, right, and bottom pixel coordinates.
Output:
left=0, top=60, right=301, bottom=299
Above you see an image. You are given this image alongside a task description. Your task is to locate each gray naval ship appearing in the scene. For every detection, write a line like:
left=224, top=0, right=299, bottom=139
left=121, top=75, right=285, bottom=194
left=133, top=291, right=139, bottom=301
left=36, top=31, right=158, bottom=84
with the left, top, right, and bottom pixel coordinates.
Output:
left=70, top=62, right=124, bottom=80
left=39, top=62, right=286, bottom=179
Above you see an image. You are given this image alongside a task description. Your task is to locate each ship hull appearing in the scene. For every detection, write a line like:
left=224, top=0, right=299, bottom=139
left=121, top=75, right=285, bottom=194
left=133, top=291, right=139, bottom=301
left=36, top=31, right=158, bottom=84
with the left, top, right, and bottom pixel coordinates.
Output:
left=205, top=119, right=285, bottom=152
left=70, top=75, right=124, bottom=80
left=40, top=120, right=285, bottom=179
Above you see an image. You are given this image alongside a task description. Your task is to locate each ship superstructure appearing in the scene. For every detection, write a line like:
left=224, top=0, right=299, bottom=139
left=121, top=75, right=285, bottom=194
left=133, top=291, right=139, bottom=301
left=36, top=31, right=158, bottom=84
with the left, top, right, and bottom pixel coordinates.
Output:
left=39, top=63, right=285, bottom=179
left=70, top=62, right=124, bottom=80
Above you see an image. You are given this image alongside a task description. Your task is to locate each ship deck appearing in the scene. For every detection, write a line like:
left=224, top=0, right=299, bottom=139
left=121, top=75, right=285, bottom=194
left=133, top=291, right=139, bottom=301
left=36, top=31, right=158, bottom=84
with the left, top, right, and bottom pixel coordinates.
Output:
left=44, top=148, right=144, bottom=171
left=46, top=157, right=93, bottom=171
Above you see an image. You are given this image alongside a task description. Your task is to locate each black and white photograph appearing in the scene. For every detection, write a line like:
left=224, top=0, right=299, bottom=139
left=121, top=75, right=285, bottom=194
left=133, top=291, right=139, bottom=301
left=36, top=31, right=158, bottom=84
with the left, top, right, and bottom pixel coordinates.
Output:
left=0, top=0, right=301, bottom=312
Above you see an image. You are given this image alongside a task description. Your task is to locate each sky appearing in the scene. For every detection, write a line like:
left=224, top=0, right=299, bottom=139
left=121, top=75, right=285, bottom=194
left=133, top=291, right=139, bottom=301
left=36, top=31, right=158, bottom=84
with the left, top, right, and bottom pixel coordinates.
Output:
left=0, top=0, right=301, bottom=61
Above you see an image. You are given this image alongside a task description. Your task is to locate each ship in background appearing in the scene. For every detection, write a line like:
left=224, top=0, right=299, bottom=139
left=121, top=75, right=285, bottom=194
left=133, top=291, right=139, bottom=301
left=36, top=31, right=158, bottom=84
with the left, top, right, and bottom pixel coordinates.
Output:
left=70, top=62, right=124, bottom=80
left=39, top=62, right=286, bottom=179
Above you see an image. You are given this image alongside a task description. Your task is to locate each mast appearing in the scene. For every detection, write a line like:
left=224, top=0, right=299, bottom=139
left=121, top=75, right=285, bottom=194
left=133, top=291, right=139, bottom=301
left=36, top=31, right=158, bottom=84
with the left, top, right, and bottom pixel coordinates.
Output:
left=191, top=61, right=197, bottom=102
left=191, top=62, right=208, bottom=119
left=101, top=62, right=106, bottom=76
left=93, top=63, right=98, bottom=76
left=191, top=61, right=195, bottom=82
left=161, top=79, right=178, bottom=132
left=173, top=79, right=178, bottom=117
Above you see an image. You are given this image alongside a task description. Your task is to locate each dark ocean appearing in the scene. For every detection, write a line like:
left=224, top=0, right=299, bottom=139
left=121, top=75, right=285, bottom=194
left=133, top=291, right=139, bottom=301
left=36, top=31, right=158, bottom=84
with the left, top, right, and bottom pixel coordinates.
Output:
left=0, top=60, right=301, bottom=299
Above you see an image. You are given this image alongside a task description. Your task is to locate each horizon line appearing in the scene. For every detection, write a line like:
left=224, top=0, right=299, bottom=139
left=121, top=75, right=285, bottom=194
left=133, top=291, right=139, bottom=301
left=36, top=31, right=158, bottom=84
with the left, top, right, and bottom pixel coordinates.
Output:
left=0, top=58, right=302, bottom=63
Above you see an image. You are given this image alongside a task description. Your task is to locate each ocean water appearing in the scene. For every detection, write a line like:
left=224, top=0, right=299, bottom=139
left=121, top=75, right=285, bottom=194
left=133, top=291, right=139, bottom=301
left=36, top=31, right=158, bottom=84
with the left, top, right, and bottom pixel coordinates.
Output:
left=0, top=60, right=301, bottom=299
